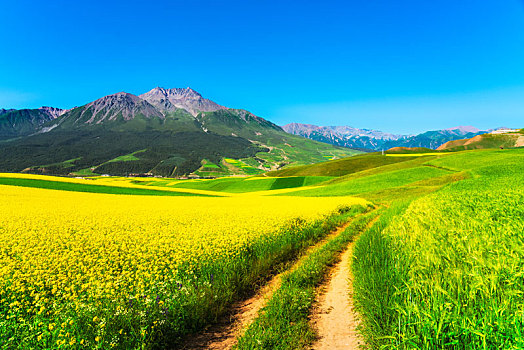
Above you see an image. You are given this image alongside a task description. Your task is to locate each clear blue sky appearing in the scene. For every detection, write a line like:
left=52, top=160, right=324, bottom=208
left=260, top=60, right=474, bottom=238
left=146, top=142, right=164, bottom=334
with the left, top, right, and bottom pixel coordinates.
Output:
left=1, top=0, right=523, bottom=133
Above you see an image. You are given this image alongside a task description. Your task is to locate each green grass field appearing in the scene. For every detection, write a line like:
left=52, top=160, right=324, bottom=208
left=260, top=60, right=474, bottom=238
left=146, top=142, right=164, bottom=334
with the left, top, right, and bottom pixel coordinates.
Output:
left=351, top=148, right=524, bottom=349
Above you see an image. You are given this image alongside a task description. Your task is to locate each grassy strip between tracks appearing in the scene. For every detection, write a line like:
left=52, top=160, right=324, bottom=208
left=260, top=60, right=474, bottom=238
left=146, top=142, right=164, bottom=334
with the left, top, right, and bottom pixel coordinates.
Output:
left=235, top=208, right=380, bottom=349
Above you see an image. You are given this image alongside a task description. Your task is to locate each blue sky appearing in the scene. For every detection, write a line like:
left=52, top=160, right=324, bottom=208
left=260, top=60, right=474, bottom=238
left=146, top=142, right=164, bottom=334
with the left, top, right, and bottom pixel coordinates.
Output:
left=1, top=0, right=523, bottom=133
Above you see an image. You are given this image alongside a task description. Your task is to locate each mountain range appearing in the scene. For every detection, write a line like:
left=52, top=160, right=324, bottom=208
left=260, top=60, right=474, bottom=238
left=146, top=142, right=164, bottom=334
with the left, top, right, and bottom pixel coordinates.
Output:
left=0, top=88, right=355, bottom=177
left=2, top=87, right=517, bottom=178
left=282, top=123, right=500, bottom=151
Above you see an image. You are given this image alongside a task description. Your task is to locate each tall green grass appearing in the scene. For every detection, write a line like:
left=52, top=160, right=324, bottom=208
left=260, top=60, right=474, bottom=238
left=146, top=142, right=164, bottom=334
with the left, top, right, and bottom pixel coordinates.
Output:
left=353, top=150, right=524, bottom=349
left=352, top=202, right=411, bottom=348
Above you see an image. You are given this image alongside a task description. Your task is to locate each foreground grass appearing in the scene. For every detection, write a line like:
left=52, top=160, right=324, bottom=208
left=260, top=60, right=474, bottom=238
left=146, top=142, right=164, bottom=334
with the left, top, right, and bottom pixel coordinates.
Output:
left=236, top=208, right=378, bottom=349
left=353, top=149, right=524, bottom=349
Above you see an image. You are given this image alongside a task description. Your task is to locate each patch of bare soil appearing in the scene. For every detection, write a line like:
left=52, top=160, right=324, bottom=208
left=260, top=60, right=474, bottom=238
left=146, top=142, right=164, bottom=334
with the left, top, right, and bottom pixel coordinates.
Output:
left=310, top=215, right=379, bottom=350
left=179, top=219, right=356, bottom=350
left=310, top=243, right=363, bottom=350
left=515, top=136, right=524, bottom=148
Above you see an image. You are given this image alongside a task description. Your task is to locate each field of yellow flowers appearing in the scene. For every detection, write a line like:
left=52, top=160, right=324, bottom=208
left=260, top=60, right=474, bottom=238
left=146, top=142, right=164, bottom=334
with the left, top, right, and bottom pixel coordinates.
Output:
left=0, top=183, right=367, bottom=349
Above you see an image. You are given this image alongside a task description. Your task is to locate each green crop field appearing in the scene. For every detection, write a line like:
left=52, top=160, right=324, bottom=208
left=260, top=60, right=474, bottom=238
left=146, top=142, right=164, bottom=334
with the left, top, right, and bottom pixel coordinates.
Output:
left=0, top=176, right=216, bottom=197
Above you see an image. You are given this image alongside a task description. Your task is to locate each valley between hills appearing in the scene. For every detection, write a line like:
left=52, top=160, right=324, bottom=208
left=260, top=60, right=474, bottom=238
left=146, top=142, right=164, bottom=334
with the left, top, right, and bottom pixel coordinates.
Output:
left=0, top=87, right=523, bottom=350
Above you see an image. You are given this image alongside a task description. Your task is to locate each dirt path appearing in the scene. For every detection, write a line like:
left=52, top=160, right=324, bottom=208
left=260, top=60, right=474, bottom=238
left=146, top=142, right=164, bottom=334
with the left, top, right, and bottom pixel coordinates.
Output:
left=310, top=216, right=379, bottom=350
left=310, top=243, right=363, bottom=350
left=180, top=218, right=357, bottom=350
left=179, top=273, right=282, bottom=350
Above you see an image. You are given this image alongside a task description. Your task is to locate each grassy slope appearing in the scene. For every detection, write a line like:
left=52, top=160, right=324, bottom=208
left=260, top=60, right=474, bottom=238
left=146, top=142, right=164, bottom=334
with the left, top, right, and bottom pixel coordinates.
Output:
left=266, top=153, right=417, bottom=177
left=352, top=148, right=524, bottom=349
left=279, top=166, right=451, bottom=197
left=165, top=176, right=334, bottom=193
left=80, top=151, right=463, bottom=198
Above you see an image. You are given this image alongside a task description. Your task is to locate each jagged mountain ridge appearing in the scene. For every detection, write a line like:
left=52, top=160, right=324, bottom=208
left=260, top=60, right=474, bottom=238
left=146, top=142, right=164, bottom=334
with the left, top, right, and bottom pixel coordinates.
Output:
left=139, top=87, right=226, bottom=117
left=0, top=107, right=67, bottom=139
left=0, top=87, right=355, bottom=177
left=283, top=123, right=493, bottom=150
left=58, top=92, right=165, bottom=127
left=283, top=123, right=403, bottom=140
left=46, top=88, right=283, bottom=136
left=0, top=87, right=279, bottom=138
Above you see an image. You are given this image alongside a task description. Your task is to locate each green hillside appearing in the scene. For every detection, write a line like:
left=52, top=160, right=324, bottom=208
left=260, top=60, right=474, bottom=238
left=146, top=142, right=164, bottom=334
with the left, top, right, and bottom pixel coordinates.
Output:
left=266, top=153, right=420, bottom=177
left=0, top=109, right=56, bottom=139
left=0, top=95, right=359, bottom=177
left=0, top=130, right=264, bottom=177
left=352, top=148, right=524, bottom=349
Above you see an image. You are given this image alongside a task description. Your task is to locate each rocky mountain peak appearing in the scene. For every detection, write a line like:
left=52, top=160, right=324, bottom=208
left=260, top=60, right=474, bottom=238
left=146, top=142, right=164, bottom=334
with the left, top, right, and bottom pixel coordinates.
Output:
left=153, top=87, right=202, bottom=98
left=80, top=92, right=163, bottom=124
left=38, top=106, right=68, bottom=119
left=140, top=87, right=226, bottom=117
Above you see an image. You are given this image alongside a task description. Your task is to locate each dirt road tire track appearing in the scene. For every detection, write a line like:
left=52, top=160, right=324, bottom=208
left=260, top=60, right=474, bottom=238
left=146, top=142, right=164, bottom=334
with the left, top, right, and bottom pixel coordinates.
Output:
left=180, top=217, right=360, bottom=350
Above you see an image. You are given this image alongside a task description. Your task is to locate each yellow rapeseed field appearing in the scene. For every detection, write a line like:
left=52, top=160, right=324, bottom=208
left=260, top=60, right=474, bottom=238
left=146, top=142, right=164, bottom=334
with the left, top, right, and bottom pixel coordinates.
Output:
left=0, top=183, right=366, bottom=348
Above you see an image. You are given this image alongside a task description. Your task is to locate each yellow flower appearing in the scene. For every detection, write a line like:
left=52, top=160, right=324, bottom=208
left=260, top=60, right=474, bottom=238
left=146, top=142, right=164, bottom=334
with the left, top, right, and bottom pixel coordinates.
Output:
left=0, top=175, right=367, bottom=346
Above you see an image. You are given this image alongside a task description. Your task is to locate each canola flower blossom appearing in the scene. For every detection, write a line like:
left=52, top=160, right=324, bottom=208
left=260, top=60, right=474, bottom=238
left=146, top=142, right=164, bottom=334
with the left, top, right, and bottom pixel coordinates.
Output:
left=0, top=183, right=366, bottom=348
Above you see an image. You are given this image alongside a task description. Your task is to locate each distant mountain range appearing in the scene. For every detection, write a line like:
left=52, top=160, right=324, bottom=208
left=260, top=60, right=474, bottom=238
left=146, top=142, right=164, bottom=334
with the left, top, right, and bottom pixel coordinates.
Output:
left=0, top=88, right=355, bottom=177
left=2, top=88, right=518, bottom=178
left=282, top=123, right=504, bottom=151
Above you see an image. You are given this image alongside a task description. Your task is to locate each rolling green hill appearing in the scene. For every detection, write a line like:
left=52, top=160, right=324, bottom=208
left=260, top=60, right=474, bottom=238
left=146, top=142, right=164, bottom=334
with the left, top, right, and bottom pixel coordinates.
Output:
left=265, top=153, right=420, bottom=177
